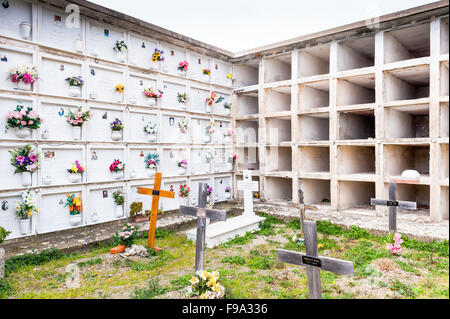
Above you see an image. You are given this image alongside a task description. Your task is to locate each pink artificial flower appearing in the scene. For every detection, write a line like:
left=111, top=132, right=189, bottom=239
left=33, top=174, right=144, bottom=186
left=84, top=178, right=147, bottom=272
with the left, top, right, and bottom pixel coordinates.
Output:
left=21, top=121, right=26, bottom=125
left=13, top=111, right=22, bottom=119
left=22, top=73, right=34, bottom=84
left=16, top=156, right=25, bottom=164
left=29, top=154, right=38, bottom=162
left=11, top=74, right=20, bottom=83
left=28, top=120, right=34, bottom=125
left=28, top=110, right=37, bottom=119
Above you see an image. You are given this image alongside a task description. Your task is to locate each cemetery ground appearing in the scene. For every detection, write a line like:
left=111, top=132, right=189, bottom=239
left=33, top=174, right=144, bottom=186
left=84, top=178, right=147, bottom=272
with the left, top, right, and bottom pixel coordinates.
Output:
left=0, top=210, right=448, bottom=299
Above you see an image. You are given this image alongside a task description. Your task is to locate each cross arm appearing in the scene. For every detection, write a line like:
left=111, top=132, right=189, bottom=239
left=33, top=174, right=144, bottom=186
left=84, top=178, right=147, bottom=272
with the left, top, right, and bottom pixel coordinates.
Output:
left=277, top=249, right=354, bottom=275
left=370, top=198, right=416, bottom=210
left=138, top=187, right=175, bottom=199
left=179, top=206, right=227, bottom=221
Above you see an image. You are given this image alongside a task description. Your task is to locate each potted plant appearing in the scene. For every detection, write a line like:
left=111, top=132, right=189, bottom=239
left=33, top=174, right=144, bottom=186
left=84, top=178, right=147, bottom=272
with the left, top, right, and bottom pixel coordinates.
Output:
left=177, top=60, right=189, bottom=76
left=110, top=223, right=139, bottom=254
left=223, top=129, right=233, bottom=143
left=144, top=121, right=157, bottom=142
left=144, top=152, right=159, bottom=176
left=64, top=194, right=82, bottom=226
left=0, top=226, right=11, bottom=279
left=15, top=189, right=39, bottom=235
left=5, top=103, right=41, bottom=138
left=9, top=64, right=39, bottom=91
left=19, top=21, right=32, bottom=40
left=9, top=144, right=40, bottom=186
left=223, top=103, right=232, bottom=116
left=112, top=189, right=125, bottom=218
left=65, top=107, right=92, bottom=140
left=179, top=184, right=190, bottom=204
left=143, top=87, right=163, bottom=106
left=67, top=160, right=85, bottom=183
left=110, top=118, right=124, bottom=141
left=224, top=186, right=232, bottom=199
left=177, top=92, right=189, bottom=109
left=178, top=118, right=189, bottom=134
left=113, top=40, right=128, bottom=63
left=177, top=159, right=188, bottom=175
left=109, top=159, right=125, bottom=180
left=114, top=83, right=124, bottom=103
left=65, top=76, right=84, bottom=97
left=152, top=48, right=166, bottom=71
left=205, top=91, right=216, bottom=113
left=204, top=122, right=215, bottom=143
left=187, top=270, right=225, bottom=299
left=129, top=201, right=146, bottom=222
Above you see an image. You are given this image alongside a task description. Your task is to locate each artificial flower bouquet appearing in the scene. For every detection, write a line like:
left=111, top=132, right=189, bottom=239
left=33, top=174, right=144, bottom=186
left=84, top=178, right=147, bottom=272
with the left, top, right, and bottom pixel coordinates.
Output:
left=178, top=118, right=189, bottom=133
left=15, top=188, right=39, bottom=220
left=179, top=184, right=190, bottom=198
left=65, top=76, right=84, bottom=87
left=224, top=129, right=233, bottom=137
left=113, top=223, right=139, bottom=247
left=202, top=68, right=211, bottom=76
left=206, top=91, right=216, bottom=106
left=144, top=152, right=160, bottom=169
left=67, top=161, right=85, bottom=175
left=9, top=64, right=39, bottom=84
left=206, top=185, right=213, bottom=196
left=143, top=87, right=164, bottom=99
left=177, top=159, right=188, bottom=168
left=225, top=186, right=231, bottom=193
left=9, top=144, right=40, bottom=174
left=5, top=104, right=41, bottom=131
left=386, top=233, right=403, bottom=256
left=187, top=270, right=225, bottom=299
left=113, top=40, right=128, bottom=52
left=109, top=159, right=125, bottom=173
left=177, top=92, right=190, bottom=104
left=115, top=83, right=124, bottom=93
left=226, top=73, right=233, bottom=79
left=110, top=118, right=124, bottom=131
left=65, top=107, right=92, bottom=127
left=64, top=193, right=82, bottom=215
left=205, top=151, right=214, bottom=163
left=178, top=60, right=189, bottom=72
left=144, top=121, right=157, bottom=135
left=152, top=48, right=165, bottom=62
left=223, top=103, right=232, bottom=110
left=205, top=122, right=215, bottom=136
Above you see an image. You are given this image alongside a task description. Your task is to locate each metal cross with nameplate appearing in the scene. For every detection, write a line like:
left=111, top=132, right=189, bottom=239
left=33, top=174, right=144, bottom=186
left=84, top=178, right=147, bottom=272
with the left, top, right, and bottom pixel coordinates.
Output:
left=277, top=220, right=354, bottom=299
left=179, top=182, right=227, bottom=274
left=370, top=182, right=417, bottom=233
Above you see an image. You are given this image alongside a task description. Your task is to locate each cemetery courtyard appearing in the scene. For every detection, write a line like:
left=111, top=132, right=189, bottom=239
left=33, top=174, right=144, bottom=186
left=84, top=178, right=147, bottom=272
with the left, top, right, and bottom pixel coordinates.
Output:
left=0, top=205, right=448, bottom=299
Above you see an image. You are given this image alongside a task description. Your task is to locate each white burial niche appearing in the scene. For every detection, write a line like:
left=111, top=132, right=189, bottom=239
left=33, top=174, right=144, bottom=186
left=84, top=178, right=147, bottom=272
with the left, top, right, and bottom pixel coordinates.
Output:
left=129, top=180, right=156, bottom=213
left=161, top=179, right=188, bottom=211
left=213, top=147, right=233, bottom=173
left=213, top=175, right=233, bottom=202
left=88, top=185, right=127, bottom=224
left=160, top=113, right=190, bottom=143
left=190, top=147, right=214, bottom=175
left=214, top=119, right=232, bottom=144
left=189, top=177, right=211, bottom=206
left=0, top=143, right=37, bottom=191
left=128, top=73, right=158, bottom=106
left=87, top=20, right=127, bottom=62
left=0, top=96, right=35, bottom=140
left=191, top=116, right=214, bottom=144
left=39, top=56, right=83, bottom=98
left=161, top=147, right=188, bottom=177
left=87, top=145, right=126, bottom=182
left=128, top=146, right=160, bottom=179
left=127, top=109, right=159, bottom=143
left=86, top=104, right=124, bottom=142
left=0, top=45, right=33, bottom=91
left=87, top=65, right=125, bottom=103
left=0, top=0, right=33, bottom=41
left=129, top=33, right=158, bottom=68
left=234, top=59, right=259, bottom=88
left=189, top=86, right=211, bottom=114
left=161, top=80, right=188, bottom=111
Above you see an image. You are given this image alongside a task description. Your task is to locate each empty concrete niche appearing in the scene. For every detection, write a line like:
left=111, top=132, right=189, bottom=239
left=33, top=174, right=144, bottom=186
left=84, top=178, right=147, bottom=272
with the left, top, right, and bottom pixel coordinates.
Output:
left=441, top=144, right=449, bottom=180
left=265, top=117, right=291, bottom=144
left=266, top=146, right=292, bottom=172
left=384, top=23, right=430, bottom=64
left=298, top=113, right=329, bottom=141
left=337, top=146, right=375, bottom=176
left=337, top=35, right=375, bottom=71
left=394, top=183, right=430, bottom=217
left=338, top=181, right=375, bottom=211
left=299, top=178, right=331, bottom=205
left=265, top=86, right=291, bottom=113
left=441, top=187, right=449, bottom=220
left=236, top=91, right=259, bottom=116
left=298, top=146, right=330, bottom=173
left=338, top=109, right=375, bottom=140
left=234, top=60, right=259, bottom=87
left=299, top=80, right=329, bottom=111
left=264, top=177, right=292, bottom=202
left=235, top=119, right=259, bottom=144
left=440, top=103, right=449, bottom=137
left=440, top=61, right=449, bottom=97
left=385, top=104, right=429, bottom=139
left=441, top=17, right=449, bottom=55
left=264, top=54, right=291, bottom=83
left=297, top=44, right=330, bottom=77
left=384, top=64, right=430, bottom=102
left=237, top=175, right=259, bottom=200
left=336, top=74, right=375, bottom=106
left=236, top=146, right=259, bottom=171
left=384, top=144, right=430, bottom=177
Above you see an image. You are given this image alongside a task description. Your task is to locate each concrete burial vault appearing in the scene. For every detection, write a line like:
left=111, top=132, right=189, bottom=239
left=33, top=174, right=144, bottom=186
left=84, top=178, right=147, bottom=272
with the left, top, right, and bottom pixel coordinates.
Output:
left=0, top=0, right=448, bottom=242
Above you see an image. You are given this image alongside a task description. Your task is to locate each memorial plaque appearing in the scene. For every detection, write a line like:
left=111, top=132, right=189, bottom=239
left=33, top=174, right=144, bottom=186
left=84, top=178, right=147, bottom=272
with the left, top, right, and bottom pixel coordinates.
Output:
left=0, top=48, right=33, bottom=91
left=0, top=0, right=32, bottom=40
left=129, top=34, right=157, bottom=68
left=128, top=74, right=157, bottom=106
left=302, top=255, right=322, bottom=267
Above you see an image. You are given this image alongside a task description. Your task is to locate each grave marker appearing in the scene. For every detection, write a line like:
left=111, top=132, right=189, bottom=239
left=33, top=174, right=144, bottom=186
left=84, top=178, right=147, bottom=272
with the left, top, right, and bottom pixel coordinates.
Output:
left=137, top=172, right=174, bottom=250
left=237, top=170, right=259, bottom=215
left=277, top=220, right=354, bottom=299
left=179, top=182, right=227, bottom=273
left=296, top=189, right=318, bottom=241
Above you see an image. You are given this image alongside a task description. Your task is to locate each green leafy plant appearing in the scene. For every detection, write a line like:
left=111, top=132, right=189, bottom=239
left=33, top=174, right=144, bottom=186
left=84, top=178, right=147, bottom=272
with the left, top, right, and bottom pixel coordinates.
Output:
left=0, top=227, right=11, bottom=245
left=131, top=276, right=168, bottom=299
left=129, top=201, right=143, bottom=219
left=221, top=256, right=246, bottom=265
left=113, top=223, right=139, bottom=247
left=112, top=190, right=125, bottom=206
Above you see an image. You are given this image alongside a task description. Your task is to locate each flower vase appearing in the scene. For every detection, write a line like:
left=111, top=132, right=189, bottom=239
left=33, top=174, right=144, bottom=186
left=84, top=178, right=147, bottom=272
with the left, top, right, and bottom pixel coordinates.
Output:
left=21, top=172, right=32, bottom=187
left=17, top=81, right=31, bottom=91
left=15, top=127, right=31, bottom=139
left=75, top=39, right=83, bottom=53
left=112, top=171, right=124, bottom=180
left=203, top=135, right=211, bottom=143
left=179, top=103, right=186, bottom=110
left=114, top=205, right=123, bottom=218
left=115, top=92, right=123, bottom=103
left=19, top=22, right=32, bottom=40
left=69, top=214, right=82, bottom=226
left=41, top=130, right=49, bottom=139
left=68, top=86, right=81, bottom=97
left=111, top=131, right=122, bottom=141
left=147, top=133, right=157, bottom=142
left=68, top=174, right=82, bottom=183
left=116, top=51, right=126, bottom=63
left=72, top=126, right=81, bottom=140
left=129, top=96, right=137, bottom=104
left=42, top=175, right=52, bottom=185
left=178, top=70, right=186, bottom=77
left=225, top=192, right=231, bottom=199
left=89, top=91, right=97, bottom=99
left=224, top=108, right=231, bottom=116
left=205, top=104, right=212, bottom=113
left=161, top=64, right=168, bottom=73
left=18, top=219, right=31, bottom=235
left=147, top=98, right=156, bottom=106
left=147, top=167, right=156, bottom=177
left=178, top=167, right=186, bottom=175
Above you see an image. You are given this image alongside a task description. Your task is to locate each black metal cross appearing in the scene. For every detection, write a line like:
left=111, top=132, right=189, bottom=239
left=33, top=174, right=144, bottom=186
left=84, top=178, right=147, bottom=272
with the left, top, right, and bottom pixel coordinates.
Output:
left=370, top=182, right=417, bottom=232
left=179, top=182, right=227, bottom=274
left=277, top=220, right=354, bottom=299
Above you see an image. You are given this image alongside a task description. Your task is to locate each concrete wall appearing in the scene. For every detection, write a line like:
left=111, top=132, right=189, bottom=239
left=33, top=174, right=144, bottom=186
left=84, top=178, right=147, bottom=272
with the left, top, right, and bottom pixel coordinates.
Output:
left=266, top=89, right=291, bottom=112
left=338, top=112, right=375, bottom=140
left=337, top=79, right=375, bottom=106
left=299, top=179, right=330, bottom=204
left=298, top=51, right=329, bottom=77
left=337, top=146, right=375, bottom=174
left=298, top=146, right=330, bottom=173
left=264, top=57, right=291, bottom=83
left=299, top=83, right=329, bottom=110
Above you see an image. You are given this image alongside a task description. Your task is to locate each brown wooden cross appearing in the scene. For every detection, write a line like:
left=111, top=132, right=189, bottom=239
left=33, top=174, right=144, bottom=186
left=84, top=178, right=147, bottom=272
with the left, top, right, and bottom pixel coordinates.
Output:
left=137, top=172, right=174, bottom=251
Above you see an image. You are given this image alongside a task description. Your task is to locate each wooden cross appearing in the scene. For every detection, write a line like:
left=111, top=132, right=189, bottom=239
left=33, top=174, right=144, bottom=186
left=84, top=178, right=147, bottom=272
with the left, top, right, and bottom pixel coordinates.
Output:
left=370, top=182, right=417, bottom=233
left=277, top=220, right=354, bottom=299
left=237, top=170, right=259, bottom=216
left=137, top=172, right=174, bottom=250
left=179, top=182, right=227, bottom=273
left=297, top=188, right=318, bottom=240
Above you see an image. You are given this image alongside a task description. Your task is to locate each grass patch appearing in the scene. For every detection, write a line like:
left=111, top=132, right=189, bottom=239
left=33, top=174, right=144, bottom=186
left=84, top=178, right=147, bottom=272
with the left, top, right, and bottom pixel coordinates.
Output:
left=170, top=274, right=192, bottom=291
left=130, top=277, right=169, bottom=299
left=5, top=248, right=67, bottom=276
left=77, top=258, right=103, bottom=268
left=221, top=256, right=246, bottom=265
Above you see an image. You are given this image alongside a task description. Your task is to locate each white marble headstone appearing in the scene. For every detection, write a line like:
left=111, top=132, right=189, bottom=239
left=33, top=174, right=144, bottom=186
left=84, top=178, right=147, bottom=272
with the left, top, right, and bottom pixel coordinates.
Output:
left=237, top=170, right=259, bottom=216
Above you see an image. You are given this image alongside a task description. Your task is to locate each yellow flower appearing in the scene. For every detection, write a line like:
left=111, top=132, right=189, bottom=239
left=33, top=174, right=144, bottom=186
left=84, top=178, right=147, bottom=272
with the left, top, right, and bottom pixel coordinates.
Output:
left=35, top=208, right=40, bottom=213
left=318, top=244, right=324, bottom=249
left=226, top=73, right=233, bottom=79
left=189, top=277, right=199, bottom=285
left=200, top=293, right=207, bottom=299
left=72, top=165, right=77, bottom=172
left=156, top=51, right=160, bottom=57
left=27, top=210, right=32, bottom=217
